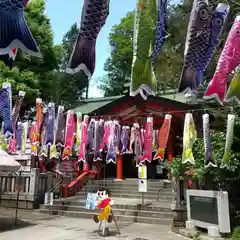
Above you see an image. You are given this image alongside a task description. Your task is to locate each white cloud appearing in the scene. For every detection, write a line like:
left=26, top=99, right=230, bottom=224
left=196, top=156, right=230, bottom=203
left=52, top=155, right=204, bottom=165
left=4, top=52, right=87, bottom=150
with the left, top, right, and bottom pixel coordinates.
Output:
left=88, top=84, right=103, bottom=98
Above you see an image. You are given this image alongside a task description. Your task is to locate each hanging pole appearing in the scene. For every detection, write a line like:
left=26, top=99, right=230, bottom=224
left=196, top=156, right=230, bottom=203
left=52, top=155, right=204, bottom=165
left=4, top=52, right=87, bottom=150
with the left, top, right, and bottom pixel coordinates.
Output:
left=110, top=209, right=121, bottom=235
left=86, top=83, right=89, bottom=99
left=15, top=171, right=22, bottom=226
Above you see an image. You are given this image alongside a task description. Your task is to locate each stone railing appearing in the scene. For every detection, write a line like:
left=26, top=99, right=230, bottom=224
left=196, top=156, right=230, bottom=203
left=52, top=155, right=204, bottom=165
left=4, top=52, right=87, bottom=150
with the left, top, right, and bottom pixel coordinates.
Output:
left=0, top=168, right=52, bottom=209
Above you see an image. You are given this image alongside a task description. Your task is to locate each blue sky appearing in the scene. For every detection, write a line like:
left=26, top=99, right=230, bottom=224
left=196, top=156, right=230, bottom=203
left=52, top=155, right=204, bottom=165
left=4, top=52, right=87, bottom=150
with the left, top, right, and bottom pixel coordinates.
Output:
left=46, top=0, right=137, bottom=97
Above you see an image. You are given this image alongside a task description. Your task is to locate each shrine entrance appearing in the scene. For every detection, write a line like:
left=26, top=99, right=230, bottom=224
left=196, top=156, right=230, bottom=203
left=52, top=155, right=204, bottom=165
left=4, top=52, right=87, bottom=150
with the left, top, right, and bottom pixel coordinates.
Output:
left=72, top=94, right=198, bottom=180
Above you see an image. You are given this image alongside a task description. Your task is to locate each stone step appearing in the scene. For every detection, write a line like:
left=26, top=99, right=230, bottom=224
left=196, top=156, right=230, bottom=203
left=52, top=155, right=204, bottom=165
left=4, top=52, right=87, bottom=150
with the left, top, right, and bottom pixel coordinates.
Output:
left=52, top=198, right=172, bottom=211
left=76, top=192, right=172, bottom=200
left=41, top=204, right=173, bottom=219
left=90, top=179, right=167, bottom=187
left=37, top=208, right=173, bottom=225
left=84, top=184, right=172, bottom=191
left=79, top=191, right=173, bottom=198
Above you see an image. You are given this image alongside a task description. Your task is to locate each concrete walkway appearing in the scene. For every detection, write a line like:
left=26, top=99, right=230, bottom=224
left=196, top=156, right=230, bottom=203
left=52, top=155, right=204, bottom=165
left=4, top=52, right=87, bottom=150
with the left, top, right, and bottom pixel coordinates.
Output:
left=0, top=208, right=188, bottom=240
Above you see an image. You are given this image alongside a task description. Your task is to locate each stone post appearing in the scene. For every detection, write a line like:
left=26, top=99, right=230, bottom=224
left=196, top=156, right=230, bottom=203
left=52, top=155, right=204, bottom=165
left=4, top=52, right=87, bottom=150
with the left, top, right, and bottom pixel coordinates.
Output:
left=46, top=171, right=53, bottom=192
left=29, top=168, right=40, bottom=196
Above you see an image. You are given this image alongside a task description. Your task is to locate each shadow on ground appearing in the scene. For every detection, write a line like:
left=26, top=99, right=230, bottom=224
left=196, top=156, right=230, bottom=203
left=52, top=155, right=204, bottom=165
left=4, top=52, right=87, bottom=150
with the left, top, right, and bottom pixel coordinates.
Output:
left=0, top=217, right=36, bottom=233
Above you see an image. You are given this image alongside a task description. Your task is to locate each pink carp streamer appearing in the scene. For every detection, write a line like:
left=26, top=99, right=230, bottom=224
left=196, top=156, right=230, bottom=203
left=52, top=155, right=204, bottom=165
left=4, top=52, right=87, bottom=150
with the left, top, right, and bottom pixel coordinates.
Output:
left=154, top=114, right=172, bottom=161
left=140, top=117, right=153, bottom=163
left=204, top=16, right=240, bottom=104
left=62, top=110, right=75, bottom=160
left=12, top=91, right=25, bottom=126
left=78, top=115, right=89, bottom=162
left=99, top=121, right=110, bottom=152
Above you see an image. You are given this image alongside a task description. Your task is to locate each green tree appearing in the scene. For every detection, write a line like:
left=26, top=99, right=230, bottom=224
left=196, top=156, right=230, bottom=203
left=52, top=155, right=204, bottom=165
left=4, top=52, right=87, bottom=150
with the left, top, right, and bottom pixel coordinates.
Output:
left=0, top=61, right=39, bottom=102
left=168, top=129, right=240, bottom=183
left=99, top=12, right=134, bottom=96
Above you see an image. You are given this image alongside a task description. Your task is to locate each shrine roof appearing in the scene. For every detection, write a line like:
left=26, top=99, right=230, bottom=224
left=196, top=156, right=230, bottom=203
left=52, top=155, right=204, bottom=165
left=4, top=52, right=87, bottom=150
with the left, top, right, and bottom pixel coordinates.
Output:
left=71, top=93, right=201, bottom=115
left=72, top=95, right=124, bottom=114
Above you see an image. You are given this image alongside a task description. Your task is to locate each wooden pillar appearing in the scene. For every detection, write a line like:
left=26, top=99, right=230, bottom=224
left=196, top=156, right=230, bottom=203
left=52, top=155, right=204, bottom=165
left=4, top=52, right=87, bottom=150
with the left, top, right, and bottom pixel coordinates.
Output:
left=83, top=162, right=89, bottom=171
left=167, top=134, right=173, bottom=180
left=167, top=134, right=173, bottom=163
left=116, top=154, right=123, bottom=180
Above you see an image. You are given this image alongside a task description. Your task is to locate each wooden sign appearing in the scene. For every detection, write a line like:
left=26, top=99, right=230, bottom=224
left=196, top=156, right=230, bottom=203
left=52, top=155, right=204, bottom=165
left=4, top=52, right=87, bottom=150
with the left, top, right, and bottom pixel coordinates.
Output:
left=138, top=179, right=147, bottom=192
left=44, top=192, right=54, bottom=205
left=138, top=165, right=147, bottom=192
left=190, top=196, right=218, bottom=225
left=138, top=165, right=147, bottom=179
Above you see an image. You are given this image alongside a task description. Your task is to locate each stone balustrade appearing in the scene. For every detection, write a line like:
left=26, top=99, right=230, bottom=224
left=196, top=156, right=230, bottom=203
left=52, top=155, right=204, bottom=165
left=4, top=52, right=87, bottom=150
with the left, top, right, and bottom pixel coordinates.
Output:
left=0, top=168, right=52, bottom=209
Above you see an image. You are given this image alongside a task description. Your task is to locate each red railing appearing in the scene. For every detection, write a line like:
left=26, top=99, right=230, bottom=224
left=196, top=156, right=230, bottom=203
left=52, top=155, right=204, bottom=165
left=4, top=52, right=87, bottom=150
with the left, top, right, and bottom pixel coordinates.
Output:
left=61, top=164, right=103, bottom=197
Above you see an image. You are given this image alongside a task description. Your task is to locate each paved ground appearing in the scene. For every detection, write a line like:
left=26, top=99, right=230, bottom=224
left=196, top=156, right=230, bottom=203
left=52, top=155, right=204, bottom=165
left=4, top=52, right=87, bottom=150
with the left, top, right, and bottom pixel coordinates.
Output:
left=0, top=208, right=188, bottom=240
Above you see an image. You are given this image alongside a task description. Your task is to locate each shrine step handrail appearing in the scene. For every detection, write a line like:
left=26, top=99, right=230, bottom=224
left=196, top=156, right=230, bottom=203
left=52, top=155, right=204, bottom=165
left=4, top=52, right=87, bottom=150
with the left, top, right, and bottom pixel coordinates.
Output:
left=49, top=178, right=63, bottom=194
left=62, top=164, right=104, bottom=197
left=68, top=164, right=104, bottom=190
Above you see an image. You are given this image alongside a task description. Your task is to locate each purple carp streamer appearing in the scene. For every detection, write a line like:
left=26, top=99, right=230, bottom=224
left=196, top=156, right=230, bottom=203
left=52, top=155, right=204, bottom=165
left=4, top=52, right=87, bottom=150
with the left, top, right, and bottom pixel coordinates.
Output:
left=203, top=113, right=216, bottom=168
left=1, top=82, right=13, bottom=138
left=121, top=125, right=129, bottom=154
left=93, top=119, right=104, bottom=161
left=195, top=3, right=229, bottom=88
left=221, top=114, right=235, bottom=168
left=55, top=105, right=65, bottom=147
left=12, top=91, right=25, bottom=127
left=87, top=118, right=95, bottom=154
left=178, top=0, right=211, bottom=94
left=106, top=120, right=120, bottom=164
left=16, top=122, right=22, bottom=152
left=45, top=102, right=55, bottom=146
left=133, top=123, right=142, bottom=166
left=21, top=121, right=28, bottom=154
left=66, top=0, right=110, bottom=77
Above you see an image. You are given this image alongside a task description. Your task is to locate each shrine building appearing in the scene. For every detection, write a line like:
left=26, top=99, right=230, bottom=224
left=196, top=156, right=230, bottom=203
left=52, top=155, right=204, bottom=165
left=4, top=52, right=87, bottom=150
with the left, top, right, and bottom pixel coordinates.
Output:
left=72, top=92, right=207, bottom=180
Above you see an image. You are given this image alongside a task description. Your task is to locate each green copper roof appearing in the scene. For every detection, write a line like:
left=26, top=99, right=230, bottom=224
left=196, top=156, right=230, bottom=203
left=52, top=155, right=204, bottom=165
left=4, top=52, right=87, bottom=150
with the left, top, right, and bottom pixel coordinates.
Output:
left=72, top=95, right=124, bottom=114
left=71, top=92, right=203, bottom=115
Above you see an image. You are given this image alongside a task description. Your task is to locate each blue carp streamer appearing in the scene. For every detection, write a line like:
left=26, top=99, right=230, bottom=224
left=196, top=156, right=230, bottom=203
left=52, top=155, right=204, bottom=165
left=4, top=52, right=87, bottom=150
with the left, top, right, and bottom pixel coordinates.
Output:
left=151, top=0, right=168, bottom=62
left=195, top=3, right=229, bottom=88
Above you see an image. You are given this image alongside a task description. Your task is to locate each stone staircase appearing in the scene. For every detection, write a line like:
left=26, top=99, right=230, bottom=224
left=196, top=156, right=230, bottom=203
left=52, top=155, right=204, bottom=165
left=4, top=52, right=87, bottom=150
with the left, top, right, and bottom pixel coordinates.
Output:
left=38, top=179, right=173, bottom=225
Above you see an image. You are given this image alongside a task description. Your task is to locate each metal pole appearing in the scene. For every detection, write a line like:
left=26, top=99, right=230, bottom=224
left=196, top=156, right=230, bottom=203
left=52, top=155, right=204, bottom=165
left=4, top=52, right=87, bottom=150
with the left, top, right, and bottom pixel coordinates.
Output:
left=142, top=193, right=144, bottom=206
left=15, top=171, right=21, bottom=226
left=104, top=162, right=106, bottom=186
left=110, top=209, right=121, bottom=235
